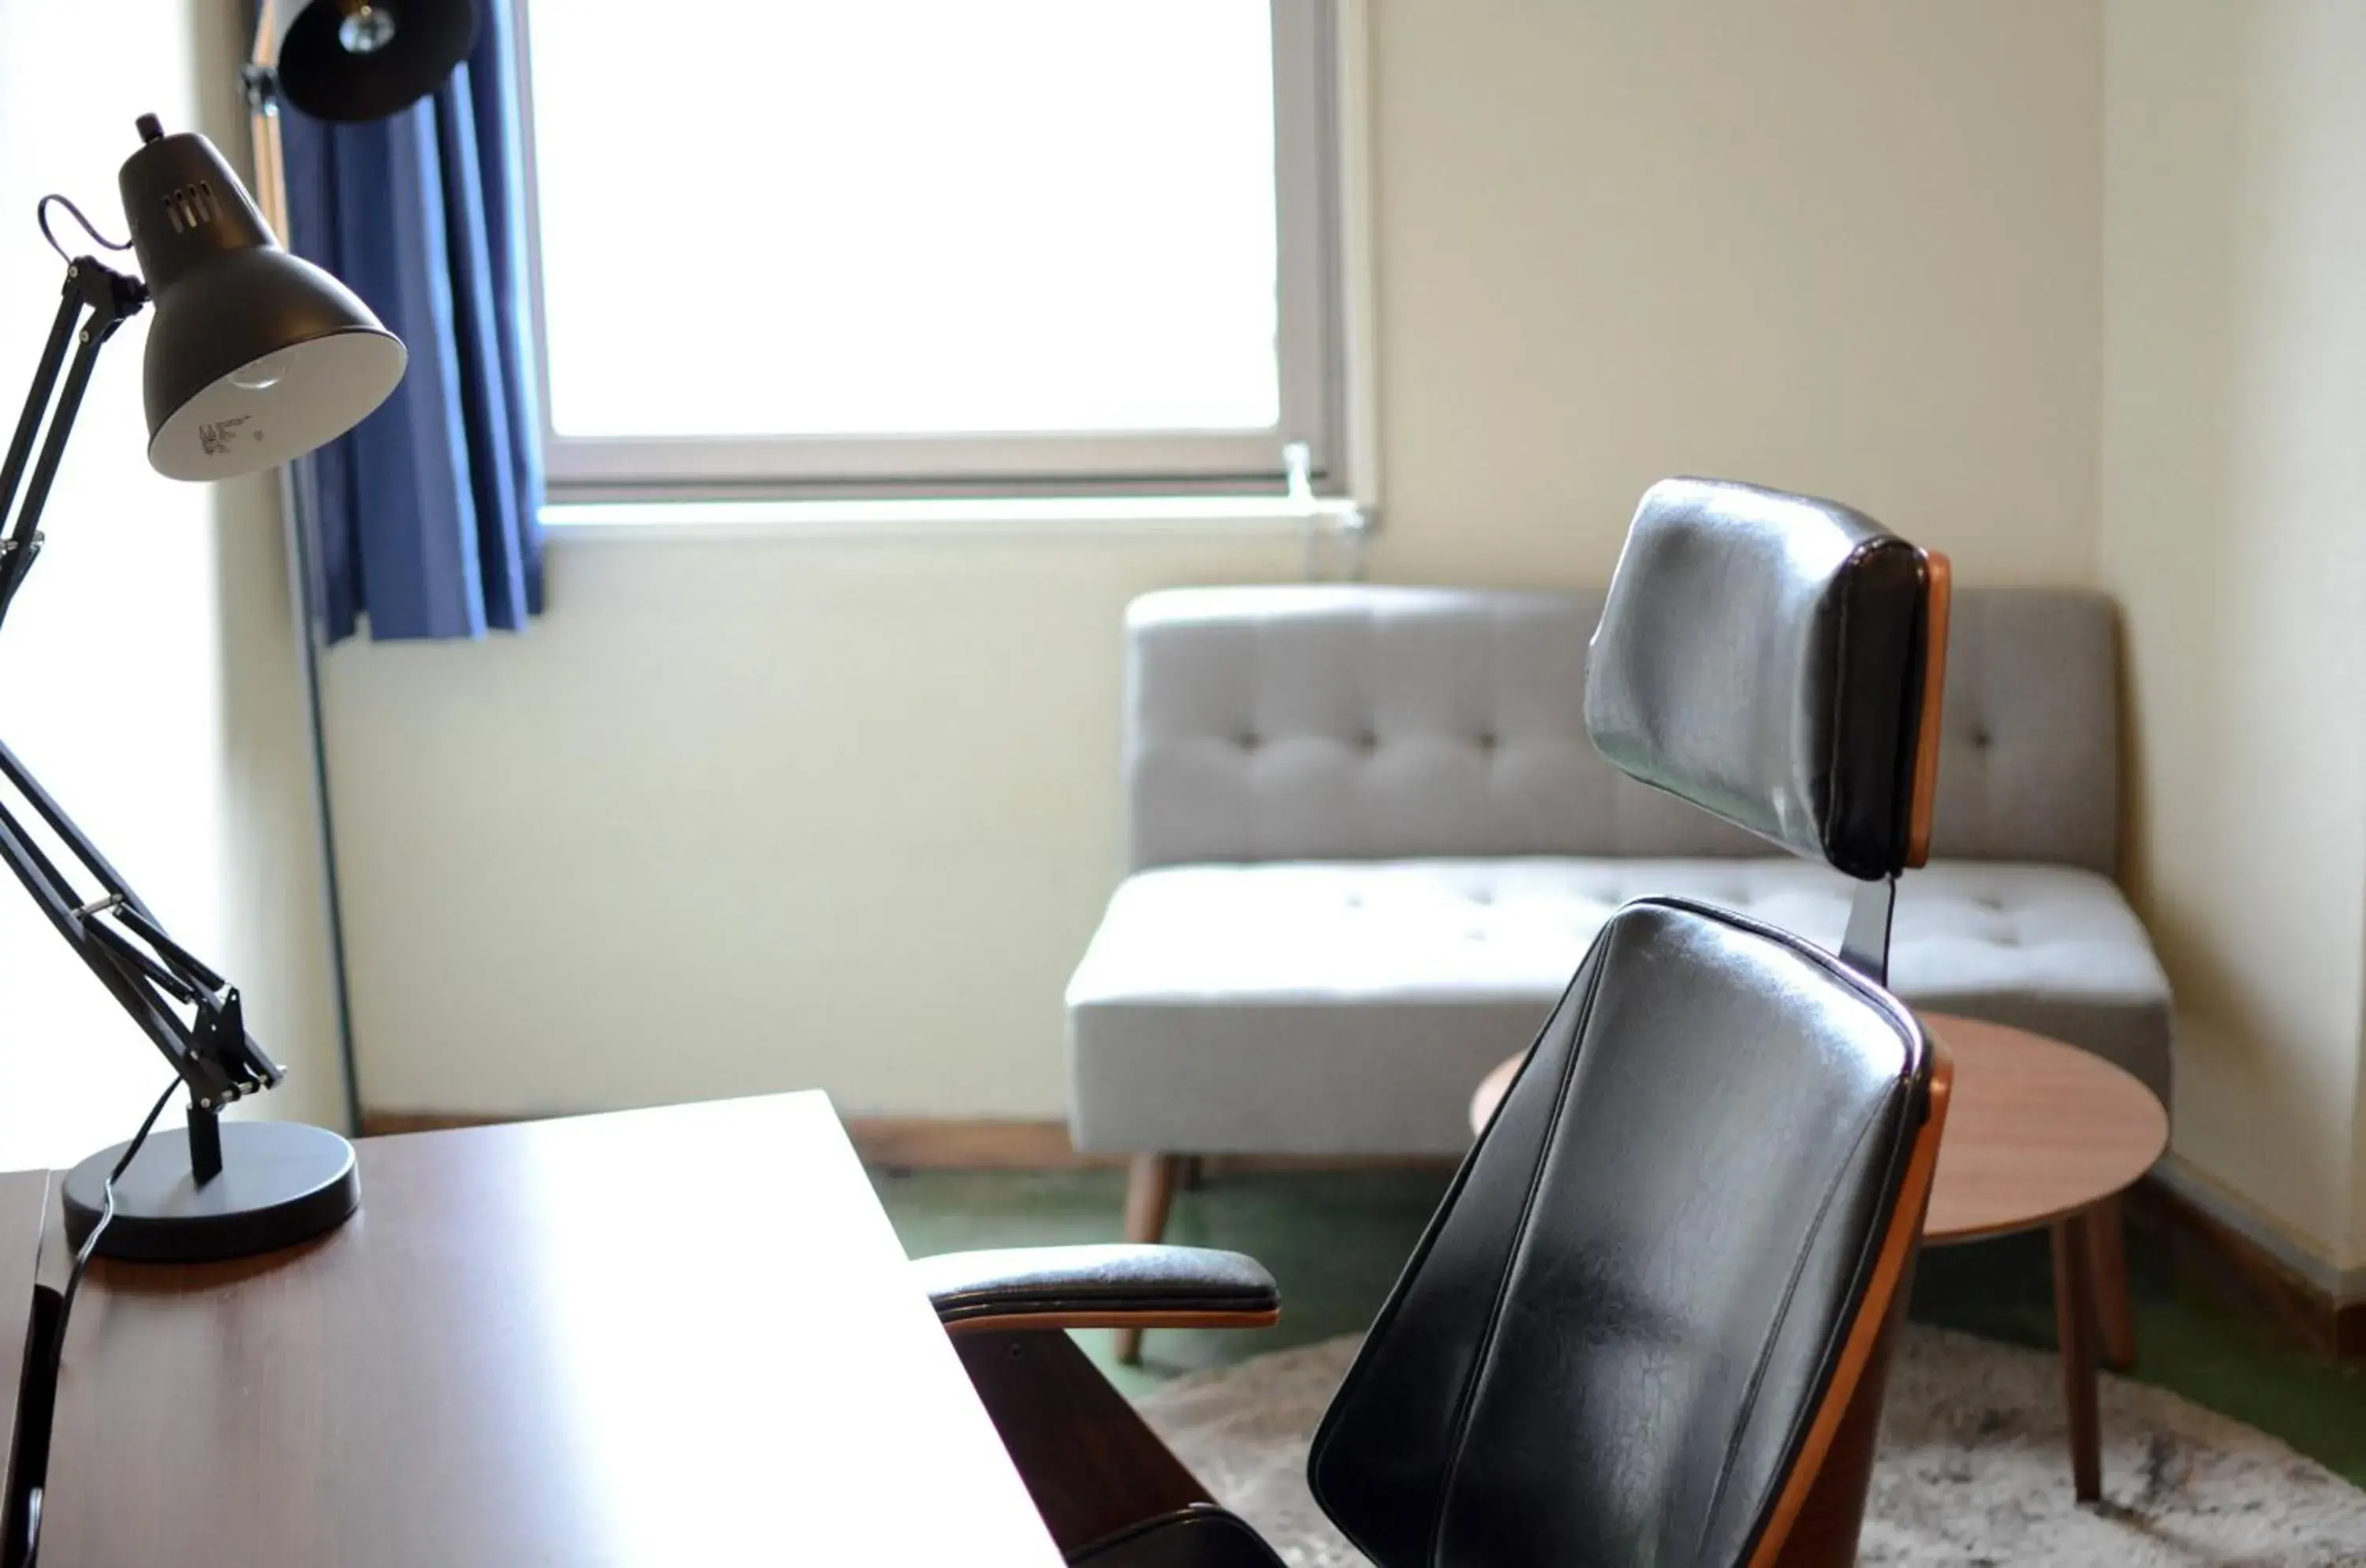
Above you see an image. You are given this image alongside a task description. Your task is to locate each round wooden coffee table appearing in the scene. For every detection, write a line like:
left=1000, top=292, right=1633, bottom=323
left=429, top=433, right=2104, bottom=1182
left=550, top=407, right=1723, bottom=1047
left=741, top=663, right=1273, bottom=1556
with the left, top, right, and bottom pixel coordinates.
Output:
left=1467, top=1011, right=2168, bottom=1503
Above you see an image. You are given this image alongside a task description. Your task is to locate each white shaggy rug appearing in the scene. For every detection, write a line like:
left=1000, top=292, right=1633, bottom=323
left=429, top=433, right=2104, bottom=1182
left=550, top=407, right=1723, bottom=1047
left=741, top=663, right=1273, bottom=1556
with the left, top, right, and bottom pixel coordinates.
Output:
left=1133, top=1325, right=2366, bottom=1566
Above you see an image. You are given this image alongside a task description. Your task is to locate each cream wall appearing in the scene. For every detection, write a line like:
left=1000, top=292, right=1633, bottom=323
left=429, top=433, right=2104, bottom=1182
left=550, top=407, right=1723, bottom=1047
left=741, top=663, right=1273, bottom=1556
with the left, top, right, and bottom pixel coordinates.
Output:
left=1371, top=0, right=2100, bottom=588
left=332, top=0, right=2107, bottom=1122
left=2098, top=0, right=2366, bottom=1272
left=0, top=1, right=348, bottom=1167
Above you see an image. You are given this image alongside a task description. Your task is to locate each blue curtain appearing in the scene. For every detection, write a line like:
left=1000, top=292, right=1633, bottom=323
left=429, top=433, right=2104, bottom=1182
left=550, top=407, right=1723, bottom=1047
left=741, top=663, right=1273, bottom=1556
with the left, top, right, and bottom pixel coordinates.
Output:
left=281, top=4, right=544, bottom=643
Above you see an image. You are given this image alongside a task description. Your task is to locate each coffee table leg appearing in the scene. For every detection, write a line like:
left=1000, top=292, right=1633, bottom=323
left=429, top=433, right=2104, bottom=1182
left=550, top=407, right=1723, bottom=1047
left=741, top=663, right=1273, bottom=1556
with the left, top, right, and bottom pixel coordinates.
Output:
left=2088, top=1193, right=2136, bottom=1371
left=2051, top=1211, right=2103, bottom=1503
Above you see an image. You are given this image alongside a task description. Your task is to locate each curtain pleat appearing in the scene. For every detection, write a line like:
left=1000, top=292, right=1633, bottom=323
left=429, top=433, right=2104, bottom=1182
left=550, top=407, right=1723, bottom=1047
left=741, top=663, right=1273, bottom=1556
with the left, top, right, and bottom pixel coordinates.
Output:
left=281, top=2, right=544, bottom=643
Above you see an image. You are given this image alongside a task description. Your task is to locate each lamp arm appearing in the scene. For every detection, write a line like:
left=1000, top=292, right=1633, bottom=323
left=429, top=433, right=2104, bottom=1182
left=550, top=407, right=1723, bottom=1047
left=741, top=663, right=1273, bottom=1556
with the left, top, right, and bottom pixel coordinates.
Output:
left=0, top=795, right=202, bottom=1055
left=0, top=259, right=147, bottom=637
left=0, top=256, right=283, bottom=1137
left=244, top=0, right=296, bottom=239
left=0, top=738, right=282, bottom=1106
left=0, top=281, right=81, bottom=558
left=249, top=0, right=282, bottom=75
left=0, top=745, right=283, bottom=1121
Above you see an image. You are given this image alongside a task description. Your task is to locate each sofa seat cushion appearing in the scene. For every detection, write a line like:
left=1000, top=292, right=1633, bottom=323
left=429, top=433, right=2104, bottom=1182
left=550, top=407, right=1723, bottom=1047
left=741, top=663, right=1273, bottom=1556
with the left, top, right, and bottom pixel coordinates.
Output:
left=1067, top=858, right=2170, bottom=1155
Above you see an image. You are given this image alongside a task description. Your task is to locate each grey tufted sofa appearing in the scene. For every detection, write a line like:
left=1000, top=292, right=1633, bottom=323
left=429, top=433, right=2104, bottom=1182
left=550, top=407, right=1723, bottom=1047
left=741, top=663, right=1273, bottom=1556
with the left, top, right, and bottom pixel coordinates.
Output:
left=1065, top=586, right=2170, bottom=1238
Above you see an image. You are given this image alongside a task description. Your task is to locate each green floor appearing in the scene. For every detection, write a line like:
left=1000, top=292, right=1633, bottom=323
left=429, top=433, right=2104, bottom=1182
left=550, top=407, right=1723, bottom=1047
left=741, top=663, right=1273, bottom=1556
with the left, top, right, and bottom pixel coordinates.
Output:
left=872, top=1165, right=2366, bottom=1488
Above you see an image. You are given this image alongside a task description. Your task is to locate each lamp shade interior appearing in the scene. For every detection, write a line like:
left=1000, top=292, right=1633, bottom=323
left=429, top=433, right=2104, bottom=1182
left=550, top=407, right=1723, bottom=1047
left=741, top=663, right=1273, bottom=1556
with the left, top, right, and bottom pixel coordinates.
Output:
left=277, top=0, right=480, bottom=122
left=147, top=324, right=405, bottom=482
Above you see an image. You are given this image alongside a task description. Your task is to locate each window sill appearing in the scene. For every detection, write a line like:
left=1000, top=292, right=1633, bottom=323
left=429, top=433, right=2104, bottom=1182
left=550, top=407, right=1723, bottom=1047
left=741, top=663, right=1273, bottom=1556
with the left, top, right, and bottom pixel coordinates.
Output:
left=541, top=495, right=1374, bottom=544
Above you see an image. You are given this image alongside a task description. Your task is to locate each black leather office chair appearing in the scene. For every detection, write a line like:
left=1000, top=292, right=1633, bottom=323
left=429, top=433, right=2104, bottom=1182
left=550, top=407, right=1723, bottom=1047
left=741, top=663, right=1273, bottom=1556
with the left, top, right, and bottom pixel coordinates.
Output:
left=916, top=478, right=1957, bottom=1568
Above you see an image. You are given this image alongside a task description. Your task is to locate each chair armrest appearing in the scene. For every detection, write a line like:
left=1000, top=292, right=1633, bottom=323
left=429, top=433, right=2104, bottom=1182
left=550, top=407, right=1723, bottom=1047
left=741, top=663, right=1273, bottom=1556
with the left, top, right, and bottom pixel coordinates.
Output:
left=912, top=1245, right=1279, bottom=1335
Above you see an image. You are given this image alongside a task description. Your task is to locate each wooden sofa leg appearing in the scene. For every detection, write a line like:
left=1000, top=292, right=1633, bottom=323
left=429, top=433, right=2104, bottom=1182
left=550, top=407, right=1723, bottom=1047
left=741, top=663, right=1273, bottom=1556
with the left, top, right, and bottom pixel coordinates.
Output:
left=1115, top=1154, right=1182, bottom=1365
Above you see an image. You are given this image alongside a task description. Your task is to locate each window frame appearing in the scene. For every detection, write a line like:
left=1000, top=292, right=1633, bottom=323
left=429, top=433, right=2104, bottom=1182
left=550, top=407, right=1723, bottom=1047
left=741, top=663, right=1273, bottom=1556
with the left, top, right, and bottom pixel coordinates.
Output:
left=510, top=0, right=1349, bottom=503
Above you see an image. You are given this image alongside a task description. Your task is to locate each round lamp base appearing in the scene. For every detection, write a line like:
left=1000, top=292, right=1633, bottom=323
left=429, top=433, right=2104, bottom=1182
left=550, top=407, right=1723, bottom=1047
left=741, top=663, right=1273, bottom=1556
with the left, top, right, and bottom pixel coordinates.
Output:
left=62, top=1120, right=360, bottom=1263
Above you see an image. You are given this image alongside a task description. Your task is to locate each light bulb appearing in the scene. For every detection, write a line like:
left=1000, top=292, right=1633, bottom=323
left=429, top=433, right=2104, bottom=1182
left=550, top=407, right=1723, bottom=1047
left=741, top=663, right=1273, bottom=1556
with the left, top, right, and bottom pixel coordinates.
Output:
left=230, top=353, right=290, bottom=392
left=338, top=4, right=397, bottom=55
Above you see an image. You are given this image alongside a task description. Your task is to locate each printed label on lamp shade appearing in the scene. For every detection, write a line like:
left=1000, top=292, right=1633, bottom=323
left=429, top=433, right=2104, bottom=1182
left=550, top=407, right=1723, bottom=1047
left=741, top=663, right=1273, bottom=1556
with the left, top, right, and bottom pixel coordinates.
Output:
left=148, top=330, right=405, bottom=481
left=197, top=415, right=254, bottom=456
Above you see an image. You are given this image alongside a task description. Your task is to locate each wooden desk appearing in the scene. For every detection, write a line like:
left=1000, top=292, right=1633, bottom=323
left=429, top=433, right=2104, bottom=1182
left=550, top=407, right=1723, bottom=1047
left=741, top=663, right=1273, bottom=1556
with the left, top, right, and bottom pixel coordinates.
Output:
left=34, top=1094, right=1060, bottom=1567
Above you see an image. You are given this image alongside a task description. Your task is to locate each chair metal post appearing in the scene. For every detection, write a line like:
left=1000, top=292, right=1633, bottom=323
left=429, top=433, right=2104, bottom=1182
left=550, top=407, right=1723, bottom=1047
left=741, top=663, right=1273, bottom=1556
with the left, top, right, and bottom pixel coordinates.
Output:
left=1838, top=875, right=1898, bottom=985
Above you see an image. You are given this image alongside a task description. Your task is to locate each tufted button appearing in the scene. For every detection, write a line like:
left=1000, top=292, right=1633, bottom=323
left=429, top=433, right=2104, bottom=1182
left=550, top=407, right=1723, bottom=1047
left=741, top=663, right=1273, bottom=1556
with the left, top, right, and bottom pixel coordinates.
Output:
left=1476, top=732, right=1500, bottom=751
left=1973, top=728, right=1994, bottom=749
left=1237, top=730, right=1260, bottom=750
left=1357, top=730, right=1379, bottom=751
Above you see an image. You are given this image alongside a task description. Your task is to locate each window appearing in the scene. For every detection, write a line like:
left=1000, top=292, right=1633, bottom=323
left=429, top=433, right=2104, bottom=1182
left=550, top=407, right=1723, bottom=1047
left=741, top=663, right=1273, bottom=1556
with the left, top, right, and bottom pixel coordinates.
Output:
left=515, top=1, right=1346, bottom=500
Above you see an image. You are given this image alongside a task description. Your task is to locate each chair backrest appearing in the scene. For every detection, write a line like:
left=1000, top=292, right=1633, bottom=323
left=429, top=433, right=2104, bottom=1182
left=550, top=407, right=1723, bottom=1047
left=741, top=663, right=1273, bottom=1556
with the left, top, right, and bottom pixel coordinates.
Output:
left=1306, top=479, right=1955, bottom=1568
left=1584, top=477, right=1951, bottom=880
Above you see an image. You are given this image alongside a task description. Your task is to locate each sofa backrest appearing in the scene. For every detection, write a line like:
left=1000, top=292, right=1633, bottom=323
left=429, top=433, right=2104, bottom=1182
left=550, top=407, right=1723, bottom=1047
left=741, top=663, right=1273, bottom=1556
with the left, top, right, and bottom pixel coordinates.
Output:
left=1124, top=584, right=2118, bottom=876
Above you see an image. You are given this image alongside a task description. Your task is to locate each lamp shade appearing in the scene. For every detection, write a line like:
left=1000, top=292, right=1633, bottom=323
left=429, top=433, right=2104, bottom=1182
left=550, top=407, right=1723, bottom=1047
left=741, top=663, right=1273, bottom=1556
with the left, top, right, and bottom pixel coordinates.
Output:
left=118, top=122, right=405, bottom=482
left=276, top=0, right=480, bottom=123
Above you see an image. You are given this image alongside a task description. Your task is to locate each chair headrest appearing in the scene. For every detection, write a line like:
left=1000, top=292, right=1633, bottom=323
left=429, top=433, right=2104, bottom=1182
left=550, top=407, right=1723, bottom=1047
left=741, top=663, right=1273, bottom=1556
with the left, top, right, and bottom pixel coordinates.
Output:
left=1584, top=477, right=1950, bottom=881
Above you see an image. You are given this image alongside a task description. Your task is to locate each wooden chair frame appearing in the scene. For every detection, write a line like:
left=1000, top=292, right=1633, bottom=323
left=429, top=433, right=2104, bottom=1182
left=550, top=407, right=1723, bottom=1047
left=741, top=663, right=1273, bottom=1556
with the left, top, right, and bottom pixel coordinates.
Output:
left=949, top=1049, right=1952, bottom=1567
left=965, top=533, right=1965, bottom=1564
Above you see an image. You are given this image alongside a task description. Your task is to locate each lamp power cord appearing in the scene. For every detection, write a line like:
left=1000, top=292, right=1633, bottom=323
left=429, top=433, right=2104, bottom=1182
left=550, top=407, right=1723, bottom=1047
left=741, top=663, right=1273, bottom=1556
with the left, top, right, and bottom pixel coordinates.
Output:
left=32, top=196, right=131, bottom=263
left=12, top=1077, right=181, bottom=1568
left=54, top=1077, right=180, bottom=1349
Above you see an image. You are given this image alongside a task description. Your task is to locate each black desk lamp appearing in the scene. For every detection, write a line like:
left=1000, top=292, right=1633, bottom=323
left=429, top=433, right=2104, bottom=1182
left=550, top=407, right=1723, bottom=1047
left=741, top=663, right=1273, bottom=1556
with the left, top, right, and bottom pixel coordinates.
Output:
left=4, top=0, right=479, bottom=1266
left=267, top=0, right=479, bottom=123
left=1, top=117, right=403, bottom=1261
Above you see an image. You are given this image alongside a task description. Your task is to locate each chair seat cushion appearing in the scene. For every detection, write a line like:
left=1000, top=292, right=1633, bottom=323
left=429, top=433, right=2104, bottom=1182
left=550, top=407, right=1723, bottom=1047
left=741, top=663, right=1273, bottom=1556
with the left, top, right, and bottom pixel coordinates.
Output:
left=1067, top=858, right=2170, bottom=1155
